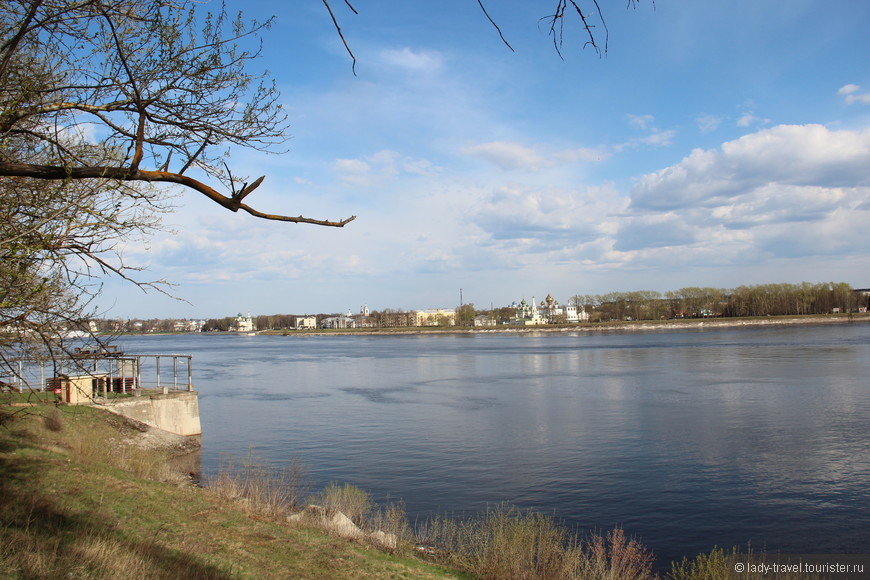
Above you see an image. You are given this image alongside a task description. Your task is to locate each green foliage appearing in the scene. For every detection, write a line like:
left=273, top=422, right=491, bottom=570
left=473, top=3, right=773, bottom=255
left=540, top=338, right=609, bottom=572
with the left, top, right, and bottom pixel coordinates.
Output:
left=455, top=303, right=477, bottom=326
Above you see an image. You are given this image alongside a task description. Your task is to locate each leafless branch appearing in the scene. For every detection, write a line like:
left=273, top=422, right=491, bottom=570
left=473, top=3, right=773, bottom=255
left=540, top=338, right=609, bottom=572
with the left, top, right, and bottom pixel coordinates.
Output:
left=322, top=0, right=358, bottom=75
left=0, top=161, right=356, bottom=227
left=476, top=0, right=514, bottom=52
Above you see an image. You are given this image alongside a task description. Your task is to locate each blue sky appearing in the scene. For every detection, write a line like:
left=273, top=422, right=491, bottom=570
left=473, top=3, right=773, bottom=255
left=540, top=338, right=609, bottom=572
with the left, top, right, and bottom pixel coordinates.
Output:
left=101, top=1, right=870, bottom=319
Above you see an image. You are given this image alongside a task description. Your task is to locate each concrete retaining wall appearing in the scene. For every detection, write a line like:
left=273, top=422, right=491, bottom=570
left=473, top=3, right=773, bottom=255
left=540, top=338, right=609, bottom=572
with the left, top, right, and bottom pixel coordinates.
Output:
left=104, top=390, right=202, bottom=436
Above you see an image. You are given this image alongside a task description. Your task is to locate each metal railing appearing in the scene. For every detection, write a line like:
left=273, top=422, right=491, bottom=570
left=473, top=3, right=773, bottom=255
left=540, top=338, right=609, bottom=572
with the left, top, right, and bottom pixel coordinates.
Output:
left=1, top=353, right=193, bottom=394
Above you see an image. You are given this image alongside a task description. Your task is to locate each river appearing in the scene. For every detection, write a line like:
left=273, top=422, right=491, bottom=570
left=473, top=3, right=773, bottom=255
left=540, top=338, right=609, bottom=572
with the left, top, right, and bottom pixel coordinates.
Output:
left=116, top=322, right=870, bottom=566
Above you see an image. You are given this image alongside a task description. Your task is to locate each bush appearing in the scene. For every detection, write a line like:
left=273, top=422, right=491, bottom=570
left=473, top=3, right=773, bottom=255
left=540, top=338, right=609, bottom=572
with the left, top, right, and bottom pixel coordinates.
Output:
left=312, top=482, right=373, bottom=527
left=575, top=528, right=656, bottom=580
left=417, top=504, right=659, bottom=580
left=42, top=408, right=64, bottom=432
left=418, top=503, right=575, bottom=580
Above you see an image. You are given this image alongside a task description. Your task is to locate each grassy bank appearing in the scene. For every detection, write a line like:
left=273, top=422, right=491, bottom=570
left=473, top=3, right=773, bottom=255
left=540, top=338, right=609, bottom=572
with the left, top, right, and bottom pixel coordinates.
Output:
left=0, top=404, right=837, bottom=579
left=0, top=405, right=464, bottom=579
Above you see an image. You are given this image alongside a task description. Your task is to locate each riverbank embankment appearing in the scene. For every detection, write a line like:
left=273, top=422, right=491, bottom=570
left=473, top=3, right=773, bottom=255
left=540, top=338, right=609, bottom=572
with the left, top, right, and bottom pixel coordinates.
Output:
left=262, top=313, right=870, bottom=337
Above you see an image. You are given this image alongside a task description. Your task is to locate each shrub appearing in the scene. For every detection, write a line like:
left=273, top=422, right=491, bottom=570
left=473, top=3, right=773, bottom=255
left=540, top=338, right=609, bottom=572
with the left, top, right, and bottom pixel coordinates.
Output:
left=418, top=503, right=576, bottom=580
left=668, top=545, right=818, bottom=580
left=417, top=504, right=661, bottom=580
left=42, top=408, right=64, bottom=432
left=574, top=528, right=656, bottom=580
left=368, top=498, right=412, bottom=545
left=312, top=482, right=373, bottom=527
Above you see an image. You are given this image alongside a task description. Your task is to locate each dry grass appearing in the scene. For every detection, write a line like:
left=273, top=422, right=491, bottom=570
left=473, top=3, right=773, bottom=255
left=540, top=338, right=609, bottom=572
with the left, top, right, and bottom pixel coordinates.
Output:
left=207, top=450, right=311, bottom=519
left=0, top=406, right=463, bottom=579
left=417, top=504, right=657, bottom=580
left=669, top=545, right=833, bottom=580
left=311, top=481, right=374, bottom=527
left=42, top=407, right=64, bottom=432
left=574, top=528, right=657, bottom=580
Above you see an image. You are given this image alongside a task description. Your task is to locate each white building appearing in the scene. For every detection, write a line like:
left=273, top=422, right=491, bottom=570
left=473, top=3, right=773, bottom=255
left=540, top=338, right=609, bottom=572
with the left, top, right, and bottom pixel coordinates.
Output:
left=321, top=315, right=356, bottom=329
left=473, top=314, right=497, bottom=326
left=232, top=312, right=255, bottom=333
left=415, top=309, right=456, bottom=326
left=173, top=319, right=205, bottom=332
left=295, top=316, right=317, bottom=329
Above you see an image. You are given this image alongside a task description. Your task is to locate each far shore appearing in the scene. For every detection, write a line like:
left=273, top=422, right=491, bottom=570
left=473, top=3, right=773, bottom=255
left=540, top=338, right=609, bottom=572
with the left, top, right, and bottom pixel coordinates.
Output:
left=258, top=312, right=870, bottom=337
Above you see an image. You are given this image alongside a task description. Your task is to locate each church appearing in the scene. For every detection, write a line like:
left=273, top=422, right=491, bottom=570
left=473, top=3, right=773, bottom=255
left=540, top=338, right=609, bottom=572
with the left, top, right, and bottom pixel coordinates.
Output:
left=509, top=294, right=588, bottom=325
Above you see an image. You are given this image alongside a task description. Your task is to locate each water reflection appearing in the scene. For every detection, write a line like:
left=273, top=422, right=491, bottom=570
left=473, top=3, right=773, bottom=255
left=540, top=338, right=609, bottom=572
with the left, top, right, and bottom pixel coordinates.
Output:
left=116, top=324, right=870, bottom=564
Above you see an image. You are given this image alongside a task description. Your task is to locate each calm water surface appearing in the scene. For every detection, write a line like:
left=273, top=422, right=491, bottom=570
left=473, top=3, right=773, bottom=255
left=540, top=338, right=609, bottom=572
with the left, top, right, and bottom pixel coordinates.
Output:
left=117, top=323, right=870, bottom=565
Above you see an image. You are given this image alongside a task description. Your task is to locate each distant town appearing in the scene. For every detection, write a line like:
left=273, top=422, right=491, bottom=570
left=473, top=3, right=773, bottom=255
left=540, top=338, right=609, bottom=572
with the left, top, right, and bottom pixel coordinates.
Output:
left=90, top=283, right=870, bottom=334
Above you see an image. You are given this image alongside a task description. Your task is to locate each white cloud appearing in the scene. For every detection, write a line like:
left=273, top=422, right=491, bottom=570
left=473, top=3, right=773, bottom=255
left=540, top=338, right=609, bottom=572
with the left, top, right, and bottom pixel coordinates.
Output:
left=737, top=113, right=758, bottom=127
left=736, top=108, right=771, bottom=128
left=461, top=141, right=609, bottom=171
left=638, top=129, right=677, bottom=147
left=553, top=147, right=611, bottom=163
left=696, top=114, right=723, bottom=133
left=632, top=124, right=870, bottom=211
left=332, top=150, right=438, bottom=185
left=627, top=114, right=656, bottom=130
left=614, top=213, right=698, bottom=251
left=838, top=84, right=870, bottom=105
left=619, top=124, right=870, bottom=266
left=838, top=84, right=860, bottom=96
left=461, top=141, right=548, bottom=170
left=379, top=47, right=444, bottom=72
left=468, top=183, right=628, bottom=259
left=615, top=115, right=677, bottom=150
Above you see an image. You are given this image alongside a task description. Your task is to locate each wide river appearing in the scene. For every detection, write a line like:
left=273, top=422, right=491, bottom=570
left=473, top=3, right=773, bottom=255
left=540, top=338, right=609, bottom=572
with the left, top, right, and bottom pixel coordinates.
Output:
left=117, top=322, right=870, bottom=566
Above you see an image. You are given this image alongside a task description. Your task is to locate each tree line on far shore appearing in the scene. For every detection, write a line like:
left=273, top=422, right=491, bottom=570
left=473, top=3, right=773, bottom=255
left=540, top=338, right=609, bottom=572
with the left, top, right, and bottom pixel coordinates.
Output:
left=91, top=281, right=867, bottom=333
left=571, top=281, right=861, bottom=322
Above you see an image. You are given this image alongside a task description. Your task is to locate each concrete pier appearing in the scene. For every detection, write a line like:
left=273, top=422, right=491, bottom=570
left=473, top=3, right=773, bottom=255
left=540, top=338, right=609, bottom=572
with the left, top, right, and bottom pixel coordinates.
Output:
left=103, top=390, right=202, bottom=436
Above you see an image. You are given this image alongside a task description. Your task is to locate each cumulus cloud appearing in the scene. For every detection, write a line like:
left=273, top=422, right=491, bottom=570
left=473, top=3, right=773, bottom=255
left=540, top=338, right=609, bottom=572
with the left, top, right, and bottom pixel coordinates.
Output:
left=462, top=125, right=870, bottom=274
left=613, top=213, right=698, bottom=251
left=468, top=183, right=628, bottom=259
left=838, top=84, right=870, bottom=104
left=632, top=124, right=870, bottom=211
left=613, top=124, right=870, bottom=266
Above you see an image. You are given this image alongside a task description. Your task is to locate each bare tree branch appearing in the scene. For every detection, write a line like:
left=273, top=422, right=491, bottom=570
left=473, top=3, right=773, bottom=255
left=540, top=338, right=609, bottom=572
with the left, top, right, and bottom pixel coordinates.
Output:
left=0, top=161, right=357, bottom=227
left=322, top=0, right=358, bottom=75
left=476, top=0, right=514, bottom=52
left=1, top=0, right=352, bottom=228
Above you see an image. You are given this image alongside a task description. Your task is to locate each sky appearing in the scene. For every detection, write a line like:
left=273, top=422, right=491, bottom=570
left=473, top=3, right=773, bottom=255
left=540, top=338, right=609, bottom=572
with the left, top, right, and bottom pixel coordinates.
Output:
left=99, top=0, right=870, bottom=319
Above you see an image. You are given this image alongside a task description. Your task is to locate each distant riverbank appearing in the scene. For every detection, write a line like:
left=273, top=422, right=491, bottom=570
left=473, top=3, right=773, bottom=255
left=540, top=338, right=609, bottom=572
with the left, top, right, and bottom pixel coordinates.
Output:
left=261, top=313, right=869, bottom=337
